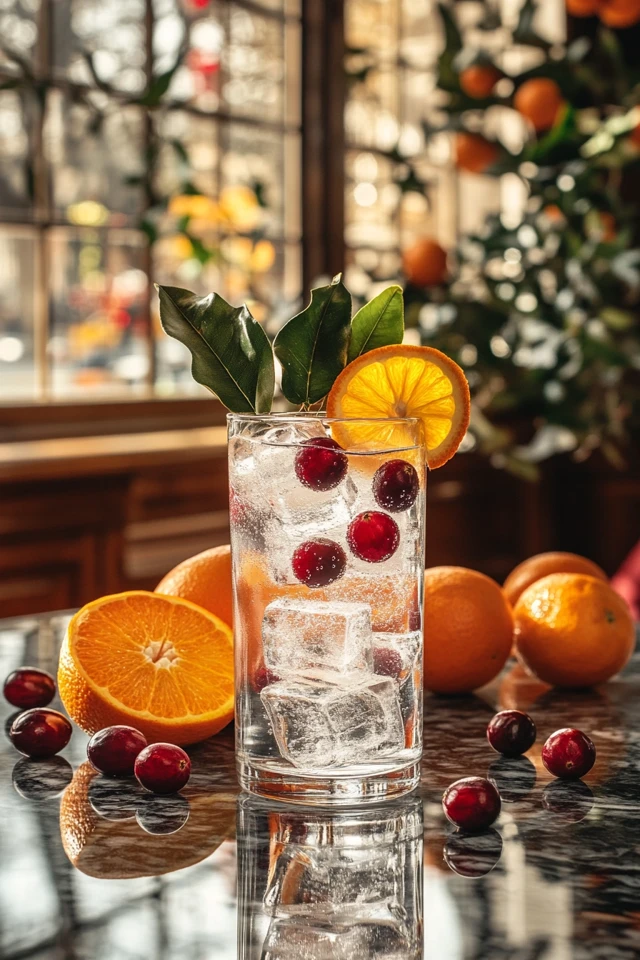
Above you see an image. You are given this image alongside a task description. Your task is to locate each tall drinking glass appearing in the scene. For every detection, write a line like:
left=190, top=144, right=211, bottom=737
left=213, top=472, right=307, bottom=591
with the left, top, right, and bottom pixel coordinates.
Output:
left=228, top=414, right=426, bottom=805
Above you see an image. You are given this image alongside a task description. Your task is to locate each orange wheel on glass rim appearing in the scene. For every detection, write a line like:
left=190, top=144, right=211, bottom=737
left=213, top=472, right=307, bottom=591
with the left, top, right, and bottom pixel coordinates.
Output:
left=326, top=344, right=471, bottom=469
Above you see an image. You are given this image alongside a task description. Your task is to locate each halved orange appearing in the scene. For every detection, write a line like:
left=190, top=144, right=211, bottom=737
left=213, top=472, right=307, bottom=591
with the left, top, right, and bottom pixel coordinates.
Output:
left=326, top=344, right=471, bottom=468
left=59, top=591, right=234, bottom=746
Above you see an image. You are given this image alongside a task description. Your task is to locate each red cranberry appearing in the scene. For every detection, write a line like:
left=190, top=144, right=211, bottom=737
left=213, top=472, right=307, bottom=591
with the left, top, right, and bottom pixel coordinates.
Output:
left=252, top=665, right=280, bottom=693
left=542, top=728, right=596, bottom=780
left=12, top=756, right=73, bottom=801
left=541, top=780, right=594, bottom=823
left=487, top=710, right=536, bottom=757
left=442, top=777, right=501, bottom=832
left=292, top=538, right=347, bottom=587
left=4, top=668, right=55, bottom=709
left=87, top=725, right=148, bottom=777
left=295, top=437, right=348, bottom=491
left=136, top=794, right=191, bottom=835
left=487, top=756, right=536, bottom=802
left=347, top=511, right=400, bottom=563
left=444, top=828, right=503, bottom=877
left=134, top=743, right=191, bottom=794
left=373, top=646, right=404, bottom=678
left=9, top=708, right=72, bottom=759
left=372, top=459, right=419, bottom=512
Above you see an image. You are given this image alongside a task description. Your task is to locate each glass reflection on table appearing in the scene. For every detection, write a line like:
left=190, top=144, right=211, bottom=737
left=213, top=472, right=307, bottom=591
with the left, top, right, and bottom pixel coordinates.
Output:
left=237, top=793, right=423, bottom=959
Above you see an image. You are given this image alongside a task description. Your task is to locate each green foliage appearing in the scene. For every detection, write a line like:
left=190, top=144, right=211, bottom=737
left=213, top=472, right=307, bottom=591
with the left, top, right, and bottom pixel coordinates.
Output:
left=274, top=276, right=352, bottom=407
left=410, top=0, right=640, bottom=475
left=156, top=285, right=275, bottom=414
left=348, top=285, right=404, bottom=362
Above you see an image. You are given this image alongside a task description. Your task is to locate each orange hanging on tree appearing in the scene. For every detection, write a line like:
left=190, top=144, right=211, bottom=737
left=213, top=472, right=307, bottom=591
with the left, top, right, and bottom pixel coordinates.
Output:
left=402, top=237, right=448, bottom=287
left=598, top=0, right=640, bottom=26
left=514, top=78, right=564, bottom=132
left=454, top=132, right=500, bottom=174
left=566, top=0, right=601, bottom=15
left=459, top=64, right=502, bottom=99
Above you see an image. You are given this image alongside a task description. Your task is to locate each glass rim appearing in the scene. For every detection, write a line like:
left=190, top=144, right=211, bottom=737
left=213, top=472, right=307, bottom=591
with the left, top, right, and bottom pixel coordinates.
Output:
left=226, top=411, right=423, bottom=427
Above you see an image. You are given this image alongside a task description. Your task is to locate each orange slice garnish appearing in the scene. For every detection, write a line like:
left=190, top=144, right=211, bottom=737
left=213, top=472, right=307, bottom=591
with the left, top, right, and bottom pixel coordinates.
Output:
left=326, top=344, right=470, bottom=468
left=59, top=591, right=234, bottom=746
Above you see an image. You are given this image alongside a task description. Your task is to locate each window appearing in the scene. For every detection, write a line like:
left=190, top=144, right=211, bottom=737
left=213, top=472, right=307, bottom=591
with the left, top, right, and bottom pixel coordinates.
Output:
left=0, top=0, right=302, bottom=401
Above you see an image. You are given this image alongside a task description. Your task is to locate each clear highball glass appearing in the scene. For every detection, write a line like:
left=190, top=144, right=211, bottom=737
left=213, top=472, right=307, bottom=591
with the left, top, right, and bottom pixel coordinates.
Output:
left=228, top=413, right=426, bottom=805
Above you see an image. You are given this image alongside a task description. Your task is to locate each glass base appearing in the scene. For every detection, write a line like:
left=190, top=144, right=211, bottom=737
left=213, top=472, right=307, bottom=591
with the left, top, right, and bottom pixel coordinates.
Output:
left=237, top=759, right=421, bottom=806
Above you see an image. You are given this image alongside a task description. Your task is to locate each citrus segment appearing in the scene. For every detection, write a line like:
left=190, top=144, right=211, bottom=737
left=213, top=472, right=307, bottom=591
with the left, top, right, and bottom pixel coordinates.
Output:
left=326, top=344, right=470, bottom=468
left=59, top=591, right=234, bottom=746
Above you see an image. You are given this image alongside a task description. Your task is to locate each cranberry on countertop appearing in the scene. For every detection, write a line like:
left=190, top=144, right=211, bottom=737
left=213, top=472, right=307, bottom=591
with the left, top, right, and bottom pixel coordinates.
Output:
left=487, top=710, right=537, bottom=757
left=372, top=459, right=419, bottom=513
left=9, top=708, right=72, bottom=759
left=292, top=539, right=347, bottom=588
left=442, top=776, right=501, bottom=832
left=542, top=728, right=596, bottom=780
left=87, top=725, right=148, bottom=778
left=134, top=743, right=191, bottom=795
left=347, top=511, right=400, bottom=563
left=295, top=437, right=348, bottom=491
left=4, top=668, right=56, bottom=710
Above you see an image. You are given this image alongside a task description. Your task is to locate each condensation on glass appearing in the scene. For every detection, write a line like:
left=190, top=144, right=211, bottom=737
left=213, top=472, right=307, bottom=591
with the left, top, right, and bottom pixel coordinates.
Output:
left=0, top=0, right=302, bottom=401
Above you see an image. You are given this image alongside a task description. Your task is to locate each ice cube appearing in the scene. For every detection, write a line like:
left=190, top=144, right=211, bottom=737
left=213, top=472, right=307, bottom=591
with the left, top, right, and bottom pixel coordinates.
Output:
left=262, top=598, right=373, bottom=676
left=373, top=632, right=421, bottom=686
left=262, top=914, right=411, bottom=960
left=261, top=674, right=404, bottom=769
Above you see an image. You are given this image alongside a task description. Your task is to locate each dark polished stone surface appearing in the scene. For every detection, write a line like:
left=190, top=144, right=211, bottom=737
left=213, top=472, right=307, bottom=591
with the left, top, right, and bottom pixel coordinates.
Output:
left=1, top=612, right=639, bottom=959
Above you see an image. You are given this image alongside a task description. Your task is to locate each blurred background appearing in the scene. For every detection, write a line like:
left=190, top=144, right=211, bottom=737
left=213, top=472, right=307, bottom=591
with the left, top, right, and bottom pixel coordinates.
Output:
left=0, top=0, right=639, bottom=619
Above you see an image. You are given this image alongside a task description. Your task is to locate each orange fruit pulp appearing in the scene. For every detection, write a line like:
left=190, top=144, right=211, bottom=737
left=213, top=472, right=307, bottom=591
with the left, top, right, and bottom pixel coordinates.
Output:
left=513, top=573, right=635, bottom=688
left=326, top=344, right=470, bottom=470
left=59, top=591, right=234, bottom=746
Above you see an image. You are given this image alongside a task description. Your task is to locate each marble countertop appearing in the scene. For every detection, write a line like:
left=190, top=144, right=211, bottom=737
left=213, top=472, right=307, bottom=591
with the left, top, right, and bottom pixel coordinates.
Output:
left=1, top=612, right=639, bottom=960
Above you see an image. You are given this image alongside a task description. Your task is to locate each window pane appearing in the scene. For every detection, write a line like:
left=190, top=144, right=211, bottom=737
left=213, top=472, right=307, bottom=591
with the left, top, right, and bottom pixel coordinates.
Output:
left=224, top=5, right=284, bottom=123
left=0, top=1, right=39, bottom=75
left=0, top=226, right=37, bottom=400
left=0, top=90, right=33, bottom=217
left=163, top=2, right=224, bottom=111
left=154, top=112, right=220, bottom=199
left=44, top=92, right=145, bottom=222
left=48, top=227, right=150, bottom=397
left=53, top=0, right=148, bottom=94
left=221, top=124, right=284, bottom=238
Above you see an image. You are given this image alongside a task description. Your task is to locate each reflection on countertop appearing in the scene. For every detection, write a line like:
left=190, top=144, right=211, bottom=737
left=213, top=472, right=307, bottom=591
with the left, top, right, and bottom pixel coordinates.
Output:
left=1, top=612, right=640, bottom=959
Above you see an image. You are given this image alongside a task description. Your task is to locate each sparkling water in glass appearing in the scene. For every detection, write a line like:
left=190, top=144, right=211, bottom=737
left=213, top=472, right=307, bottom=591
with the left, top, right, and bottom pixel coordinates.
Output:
left=237, top=793, right=424, bottom=959
left=228, top=414, right=426, bottom=805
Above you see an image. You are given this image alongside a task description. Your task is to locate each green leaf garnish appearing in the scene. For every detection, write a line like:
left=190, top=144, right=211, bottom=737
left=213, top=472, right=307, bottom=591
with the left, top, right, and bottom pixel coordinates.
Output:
left=156, top=285, right=274, bottom=413
left=348, top=285, right=404, bottom=363
left=274, top=275, right=352, bottom=406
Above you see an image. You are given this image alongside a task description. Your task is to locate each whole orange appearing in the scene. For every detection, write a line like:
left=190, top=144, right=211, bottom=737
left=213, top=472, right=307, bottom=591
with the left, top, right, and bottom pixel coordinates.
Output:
left=459, top=64, right=501, bottom=99
left=566, top=0, right=601, bottom=14
left=423, top=566, right=514, bottom=694
left=503, top=551, right=607, bottom=607
left=514, top=78, right=564, bottom=132
left=514, top=573, right=635, bottom=688
left=454, top=132, right=500, bottom=174
left=402, top=238, right=448, bottom=287
left=599, top=0, right=640, bottom=26
left=156, top=544, right=233, bottom=626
